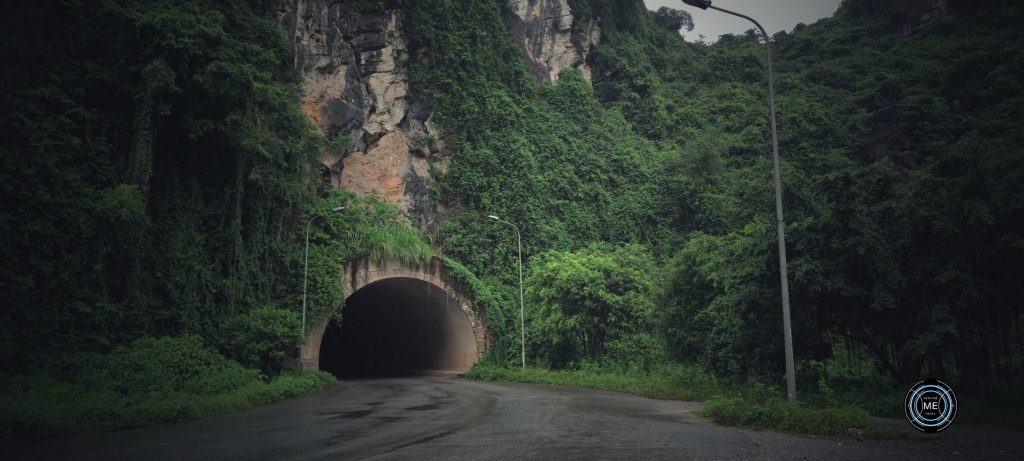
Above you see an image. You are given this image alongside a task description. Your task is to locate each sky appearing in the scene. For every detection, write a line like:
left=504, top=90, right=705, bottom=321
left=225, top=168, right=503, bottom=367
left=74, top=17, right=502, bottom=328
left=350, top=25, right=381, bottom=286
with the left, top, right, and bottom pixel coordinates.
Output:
left=642, top=0, right=843, bottom=42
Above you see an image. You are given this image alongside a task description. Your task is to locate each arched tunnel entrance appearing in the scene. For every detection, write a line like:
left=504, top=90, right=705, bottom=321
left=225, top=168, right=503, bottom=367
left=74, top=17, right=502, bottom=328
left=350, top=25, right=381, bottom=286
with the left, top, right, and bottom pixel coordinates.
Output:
left=318, top=277, right=480, bottom=377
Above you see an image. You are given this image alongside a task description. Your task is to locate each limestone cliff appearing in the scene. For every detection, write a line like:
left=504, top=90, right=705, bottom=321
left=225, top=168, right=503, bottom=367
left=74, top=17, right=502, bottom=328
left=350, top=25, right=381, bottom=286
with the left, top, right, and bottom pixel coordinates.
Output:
left=506, top=0, right=599, bottom=84
left=276, top=1, right=439, bottom=229
left=898, top=0, right=952, bottom=36
left=844, top=0, right=953, bottom=35
left=275, top=0, right=597, bottom=229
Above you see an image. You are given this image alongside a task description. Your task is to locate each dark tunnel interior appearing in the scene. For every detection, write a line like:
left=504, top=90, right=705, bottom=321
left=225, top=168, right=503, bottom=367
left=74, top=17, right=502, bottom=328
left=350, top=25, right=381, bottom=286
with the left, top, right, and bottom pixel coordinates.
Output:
left=319, top=277, right=478, bottom=378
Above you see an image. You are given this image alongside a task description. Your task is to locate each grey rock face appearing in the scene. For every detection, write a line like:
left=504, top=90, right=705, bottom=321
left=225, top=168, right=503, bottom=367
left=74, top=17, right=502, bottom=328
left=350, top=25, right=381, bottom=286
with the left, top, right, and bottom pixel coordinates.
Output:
left=276, top=1, right=440, bottom=230
left=275, top=0, right=599, bottom=229
left=505, top=0, right=599, bottom=84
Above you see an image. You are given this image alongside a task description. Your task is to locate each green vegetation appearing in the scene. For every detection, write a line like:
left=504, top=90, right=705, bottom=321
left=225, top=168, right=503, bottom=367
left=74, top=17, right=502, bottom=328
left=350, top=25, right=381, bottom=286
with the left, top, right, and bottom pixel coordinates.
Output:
left=465, top=363, right=719, bottom=401
left=2, top=0, right=1023, bottom=441
left=416, top=0, right=1023, bottom=433
left=0, top=337, right=334, bottom=441
left=214, top=307, right=302, bottom=377
left=701, top=395, right=868, bottom=436
left=0, top=1, right=431, bottom=439
left=0, top=0, right=323, bottom=364
left=526, top=243, right=659, bottom=368
left=300, top=191, right=438, bottom=331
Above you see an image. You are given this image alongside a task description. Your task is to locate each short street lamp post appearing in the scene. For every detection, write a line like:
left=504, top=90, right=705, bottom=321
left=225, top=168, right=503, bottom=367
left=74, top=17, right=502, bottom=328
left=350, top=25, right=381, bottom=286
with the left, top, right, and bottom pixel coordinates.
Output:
left=680, top=0, right=797, bottom=401
left=488, top=215, right=526, bottom=370
left=300, top=205, right=346, bottom=370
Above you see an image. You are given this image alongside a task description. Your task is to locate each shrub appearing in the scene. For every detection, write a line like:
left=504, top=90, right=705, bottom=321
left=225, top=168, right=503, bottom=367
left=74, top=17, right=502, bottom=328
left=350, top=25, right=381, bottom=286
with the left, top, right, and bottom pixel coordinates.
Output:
left=101, top=336, right=259, bottom=395
left=215, top=307, right=302, bottom=377
left=600, top=333, right=667, bottom=372
left=0, top=336, right=335, bottom=441
left=526, top=243, right=656, bottom=368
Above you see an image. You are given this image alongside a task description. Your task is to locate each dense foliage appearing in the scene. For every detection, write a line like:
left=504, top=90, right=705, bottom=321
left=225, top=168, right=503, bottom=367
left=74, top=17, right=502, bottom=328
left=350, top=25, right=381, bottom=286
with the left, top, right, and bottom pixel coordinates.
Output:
left=0, top=1, right=440, bottom=373
left=0, top=0, right=323, bottom=368
left=642, top=0, right=1024, bottom=393
left=2, top=0, right=1022, bottom=437
left=0, top=0, right=443, bottom=438
left=403, top=0, right=683, bottom=367
left=525, top=243, right=659, bottom=368
left=410, top=0, right=1024, bottom=400
left=214, top=307, right=302, bottom=377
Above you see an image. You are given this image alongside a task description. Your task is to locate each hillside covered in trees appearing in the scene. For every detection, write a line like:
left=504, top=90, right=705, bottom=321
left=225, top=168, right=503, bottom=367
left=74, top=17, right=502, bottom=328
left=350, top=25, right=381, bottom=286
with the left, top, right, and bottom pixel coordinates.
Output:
left=1, top=0, right=1021, bottom=438
left=422, top=0, right=1024, bottom=395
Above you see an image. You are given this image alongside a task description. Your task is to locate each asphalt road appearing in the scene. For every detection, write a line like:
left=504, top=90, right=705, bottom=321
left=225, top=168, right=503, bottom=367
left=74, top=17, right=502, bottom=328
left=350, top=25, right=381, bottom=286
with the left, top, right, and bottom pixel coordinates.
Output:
left=4, top=377, right=1022, bottom=460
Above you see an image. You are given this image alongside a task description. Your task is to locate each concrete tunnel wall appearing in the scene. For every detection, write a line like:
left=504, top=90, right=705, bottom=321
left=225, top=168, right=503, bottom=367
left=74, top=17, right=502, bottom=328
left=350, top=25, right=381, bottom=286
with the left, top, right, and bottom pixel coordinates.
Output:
left=300, top=257, right=487, bottom=374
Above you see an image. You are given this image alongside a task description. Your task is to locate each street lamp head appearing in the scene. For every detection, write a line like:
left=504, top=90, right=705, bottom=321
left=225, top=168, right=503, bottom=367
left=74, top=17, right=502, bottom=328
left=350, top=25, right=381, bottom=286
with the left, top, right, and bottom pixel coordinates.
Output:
left=331, top=206, right=346, bottom=211
left=487, top=215, right=500, bottom=221
left=681, top=0, right=712, bottom=9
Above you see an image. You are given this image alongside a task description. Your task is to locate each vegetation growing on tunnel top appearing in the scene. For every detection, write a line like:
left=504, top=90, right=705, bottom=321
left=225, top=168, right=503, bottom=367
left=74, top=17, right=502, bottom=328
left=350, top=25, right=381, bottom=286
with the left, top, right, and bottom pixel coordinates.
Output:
left=440, top=257, right=499, bottom=318
left=441, top=256, right=525, bottom=363
left=301, top=190, right=437, bottom=331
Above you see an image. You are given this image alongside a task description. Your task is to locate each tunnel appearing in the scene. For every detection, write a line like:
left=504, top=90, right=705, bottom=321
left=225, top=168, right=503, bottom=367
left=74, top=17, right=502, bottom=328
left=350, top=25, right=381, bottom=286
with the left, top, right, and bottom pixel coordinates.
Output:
left=318, top=277, right=479, bottom=377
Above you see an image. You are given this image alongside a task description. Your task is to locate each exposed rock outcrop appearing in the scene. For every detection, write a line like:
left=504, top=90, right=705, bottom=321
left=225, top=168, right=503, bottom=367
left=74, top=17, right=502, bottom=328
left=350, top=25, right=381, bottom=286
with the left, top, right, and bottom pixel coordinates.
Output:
left=275, top=0, right=599, bottom=229
left=277, top=1, right=441, bottom=229
left=506, top=0, right=599, bottom=84
left=844, top=0, right=953, bottom=36
left=899, top=0, right=951, bottom=36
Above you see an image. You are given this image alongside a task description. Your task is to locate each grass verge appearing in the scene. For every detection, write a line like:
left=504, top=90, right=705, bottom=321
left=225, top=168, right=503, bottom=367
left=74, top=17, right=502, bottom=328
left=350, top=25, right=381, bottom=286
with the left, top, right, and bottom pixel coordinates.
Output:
left=465, top=363, right=869, bottom=436
left=701, top=395, right=868, bottom=436
left=465, top=363, right=720, bottom=401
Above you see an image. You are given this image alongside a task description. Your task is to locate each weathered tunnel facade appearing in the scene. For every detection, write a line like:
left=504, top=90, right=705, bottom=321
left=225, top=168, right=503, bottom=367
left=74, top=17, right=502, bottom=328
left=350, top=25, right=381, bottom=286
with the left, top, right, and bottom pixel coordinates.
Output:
left=301, top=257, right=486, bottom=376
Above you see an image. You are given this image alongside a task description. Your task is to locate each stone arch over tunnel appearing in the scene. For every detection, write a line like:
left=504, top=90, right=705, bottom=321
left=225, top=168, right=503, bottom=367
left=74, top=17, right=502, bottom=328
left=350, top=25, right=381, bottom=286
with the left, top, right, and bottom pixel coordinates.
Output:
left=300, top=257, right=486, bottom=376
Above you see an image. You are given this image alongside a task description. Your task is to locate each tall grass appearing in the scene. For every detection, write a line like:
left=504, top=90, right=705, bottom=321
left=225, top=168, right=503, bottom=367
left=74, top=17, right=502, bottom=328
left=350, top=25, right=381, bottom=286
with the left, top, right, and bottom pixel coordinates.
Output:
left=364, top=221, right=435, bottom=266
left=330, top=193, right=436, bottom=267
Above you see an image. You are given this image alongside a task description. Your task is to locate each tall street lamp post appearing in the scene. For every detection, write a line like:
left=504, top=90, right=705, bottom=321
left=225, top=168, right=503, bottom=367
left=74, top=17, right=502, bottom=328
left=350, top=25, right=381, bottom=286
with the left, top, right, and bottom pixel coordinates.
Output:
left=300, top=205, right=346, bottom=370
left=488, top=215, right=525, bottom=370
left=681, top=0, right=796, bottom=401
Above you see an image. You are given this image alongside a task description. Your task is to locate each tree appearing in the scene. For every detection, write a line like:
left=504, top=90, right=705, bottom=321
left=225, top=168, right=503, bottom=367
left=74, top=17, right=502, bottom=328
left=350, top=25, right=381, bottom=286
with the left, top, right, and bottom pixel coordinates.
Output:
left=653, top=7, right=695, bottom=33
left=526, top=243, right=655, bottom=367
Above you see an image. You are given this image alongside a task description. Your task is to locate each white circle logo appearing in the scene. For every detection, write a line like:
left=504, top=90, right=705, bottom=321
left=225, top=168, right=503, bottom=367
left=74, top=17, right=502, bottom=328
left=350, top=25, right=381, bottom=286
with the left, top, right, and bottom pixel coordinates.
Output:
left=905, top=379, right=957, bottom=433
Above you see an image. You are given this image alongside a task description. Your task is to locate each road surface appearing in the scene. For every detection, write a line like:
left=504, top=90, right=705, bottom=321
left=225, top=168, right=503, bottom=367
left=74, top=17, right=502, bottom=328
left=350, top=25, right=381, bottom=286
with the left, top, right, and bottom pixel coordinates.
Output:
left=4, top=377, right=1021, bottom=460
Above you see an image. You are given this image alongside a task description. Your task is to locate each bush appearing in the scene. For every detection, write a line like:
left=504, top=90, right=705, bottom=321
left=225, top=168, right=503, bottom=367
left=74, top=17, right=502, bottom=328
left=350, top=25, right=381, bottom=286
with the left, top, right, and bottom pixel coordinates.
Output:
left=600, top=333, right=667, bottom=372
left=215, top=307, right=302, bottom=377
left=102, top=336, right=260, bottom=395
left=526, top=243, right=656, bottom=368
left=0, top=336, right=335, bottom=441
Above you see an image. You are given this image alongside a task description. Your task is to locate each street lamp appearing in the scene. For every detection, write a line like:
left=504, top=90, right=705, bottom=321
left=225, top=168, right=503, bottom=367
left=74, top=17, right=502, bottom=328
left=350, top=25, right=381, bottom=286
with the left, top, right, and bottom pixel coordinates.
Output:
left=300, top=205, right=346, bottom=370
left=488, top=214, right=525, bottom=370
left=681, top=0, right=796, bottom=401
